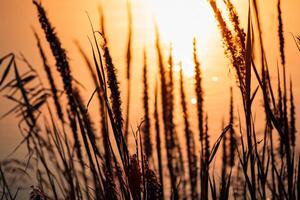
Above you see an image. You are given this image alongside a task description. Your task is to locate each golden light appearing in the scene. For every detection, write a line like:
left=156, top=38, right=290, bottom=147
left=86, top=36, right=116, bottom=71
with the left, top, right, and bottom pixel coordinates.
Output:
left=147, top=0, right=217, bottom=77
left=191, top=97, right=197, bottom=105
left=211, top=76, right=219, bottom=82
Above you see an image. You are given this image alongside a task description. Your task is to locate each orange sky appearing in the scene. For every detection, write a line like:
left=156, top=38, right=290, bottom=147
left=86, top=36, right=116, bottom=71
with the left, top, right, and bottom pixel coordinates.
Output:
left=0, top=0, right=300, bottom=159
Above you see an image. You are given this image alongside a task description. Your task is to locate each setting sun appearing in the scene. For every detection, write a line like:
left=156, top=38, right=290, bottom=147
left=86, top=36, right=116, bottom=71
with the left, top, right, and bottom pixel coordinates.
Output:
left=147, top=0, right=216, bottom=76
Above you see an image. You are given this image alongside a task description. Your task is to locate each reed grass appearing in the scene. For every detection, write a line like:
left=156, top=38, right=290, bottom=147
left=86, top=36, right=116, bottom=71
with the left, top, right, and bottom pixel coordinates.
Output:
left=142, top=49, right=152, bottom=159
left=0, top=0, right=299, bottom=200
left=154, top=81, right=164, bottom=199
left=125, top=0, right=133, bottom=140
left=179, top=63, right=197, bottom=199
left=34, top=31, right=64, bottom=123
left=155, top=26, right=179, bottom=199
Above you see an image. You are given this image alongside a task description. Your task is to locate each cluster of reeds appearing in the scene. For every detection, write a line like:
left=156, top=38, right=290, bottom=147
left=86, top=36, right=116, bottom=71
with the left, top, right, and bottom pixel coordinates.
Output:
left=0, top=0, right=299, bottom=199
left=209, top=0, right=299, bottom=199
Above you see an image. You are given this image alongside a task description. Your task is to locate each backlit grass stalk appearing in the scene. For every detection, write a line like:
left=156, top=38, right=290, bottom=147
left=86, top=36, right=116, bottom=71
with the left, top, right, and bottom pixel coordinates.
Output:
left=224, top=0, right=245, bottom=49
left=155, top=26, right=178, bottom=199
left=208, top=0, right=245, bottom=92
left=168, top=45, right=186, bottom=197
left=73, top=88, right=105, bottom=199
left=102, top=42, right=124, bottom=137
left=289, top=79, right=296, bottom=148
left=35, top=34, right=77, bottom=193
left=179, top=63, right=198, bottom=199
left=277, top=66, right=284, bottom=156
left=33, top=5, right=85, bottom=197
left=154, top=81, right=164, bottom=199
left=35, top=34, right=75, bottom=192
left=167, top=45, right=176, bottom=153
left=202, top=114, right=210, bottom=199
left=277, top=0, right=285, bottom=67
left=33, top=1, right=76, bottom=114
left=277, top=0, right=293, bottom=196
left=193, top=38, right=204, bottom=149
left=34, top=31, right=64, bottom=123
left=90, top=30, right=130, bottom=176
left=228, top=87, right=236, bottom=167
left=75, top=41, right=112, bottom=177
left=193, top=38, right=206, bottom=198
left=221, top=118, right=227, bottom=184
left=168, top=45, right=187, bottom=198
left=125, top=0, right=133, bottom=140
left=142, top=49, right=152, bottom=158
left=209, top=1, right=256, bottom=198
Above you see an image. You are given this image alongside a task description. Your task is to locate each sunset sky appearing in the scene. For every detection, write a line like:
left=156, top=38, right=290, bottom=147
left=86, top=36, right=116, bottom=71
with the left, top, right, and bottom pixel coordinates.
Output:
left=0, top=0, right=300, bottom=159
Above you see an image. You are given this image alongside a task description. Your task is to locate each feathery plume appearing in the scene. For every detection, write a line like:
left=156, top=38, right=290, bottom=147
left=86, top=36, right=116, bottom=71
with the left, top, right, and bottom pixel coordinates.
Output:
left=102, top=41, right=124, bottom=134
left=168, top=45, right=186, bottom=198
left=204, top=114, right=210, bottom=163
left=228, top=87, right=236, bottom=167
left=142, top=49, right=152, bottom=158
left=33, top=0, right=76, bottom=113
left=277, top=66, right=284, bottom=156
left=154, top=81, right=164, bottom=198
left=125, top=0, right=133, bottom=138
left=155, top=26, right=178, bottom=199
left=34, top=31, right=64, bottom=123
left=277, top=0, right=285, bottom=66
left=209, top=0, right=245, bottom=91
left=289, top=79, right=296, bottom=147
left=224, top=0, right=246, bottom=49
left=179, top=63, right=198, bottom=199
left=193, top=38, right=204, bottom=147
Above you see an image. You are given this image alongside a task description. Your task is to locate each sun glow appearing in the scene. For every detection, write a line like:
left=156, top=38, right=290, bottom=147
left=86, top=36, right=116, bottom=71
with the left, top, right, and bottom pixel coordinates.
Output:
left=191, top=97, right=197, bottom=105
left=148, top=0, right=217, bottom=77
left=211, top=76, right=219, bottom=82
